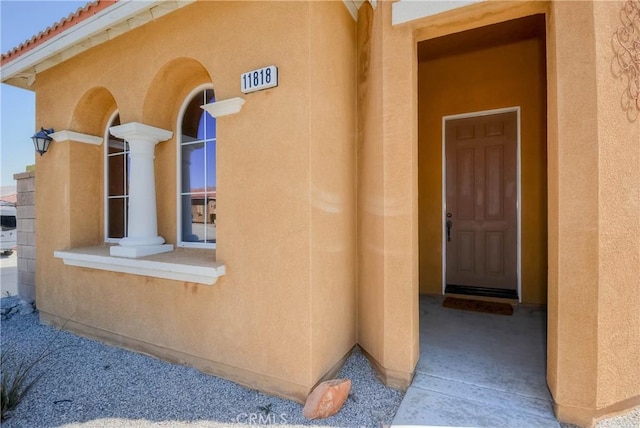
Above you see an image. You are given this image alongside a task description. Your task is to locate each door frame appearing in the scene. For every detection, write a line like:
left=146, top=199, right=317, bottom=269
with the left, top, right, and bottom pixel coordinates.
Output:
left=441, top=106, right=522, bottom=302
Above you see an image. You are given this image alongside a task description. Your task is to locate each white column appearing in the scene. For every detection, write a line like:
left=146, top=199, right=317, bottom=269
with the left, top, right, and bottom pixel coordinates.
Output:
left=108, top=122, right=173, bottom=258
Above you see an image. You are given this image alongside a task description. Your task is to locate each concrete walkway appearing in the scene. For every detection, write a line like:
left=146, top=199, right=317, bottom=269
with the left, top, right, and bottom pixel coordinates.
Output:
left=393, top=295, right=560, bottom=427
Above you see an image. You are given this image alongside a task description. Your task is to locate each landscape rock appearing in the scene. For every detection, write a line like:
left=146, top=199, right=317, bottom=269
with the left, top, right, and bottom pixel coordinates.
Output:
left=302, top=378, right=351, bottom=420
left=0, top=297, right=35, bottom=320
left=18, top=304, right=34, bottom=315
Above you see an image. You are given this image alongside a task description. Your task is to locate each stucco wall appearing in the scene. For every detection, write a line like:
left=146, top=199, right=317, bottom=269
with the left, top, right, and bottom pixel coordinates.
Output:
left=546, top=1, right=600, bottom=421
left=309, top=1, right=358, bottom=383
left=357, top=2, right=419, bottom=389
left=547, top=0, right=640, bottom=424
left=592, top=0, right=640, bottom=411
left=418, top=30, right=548, bottom=304
left=34, top=0, right=356, bottom=402
left=356, top=0, right=385, bottom=379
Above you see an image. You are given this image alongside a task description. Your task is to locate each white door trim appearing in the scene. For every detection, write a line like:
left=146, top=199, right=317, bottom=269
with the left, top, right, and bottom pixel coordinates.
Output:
left=441, top=107, right=522, bottom=302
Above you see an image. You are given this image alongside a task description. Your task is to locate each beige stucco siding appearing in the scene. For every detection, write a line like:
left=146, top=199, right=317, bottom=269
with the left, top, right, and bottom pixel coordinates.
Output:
left=357, top=2, right=419, bottom=389
left=34, top=0, right=356, bottom=402
left=546, top=1, right=601, bottom=417
left=546, top=0, right=640, bottom=421
left=356, top=0, right=385, bottom=377
left=592, top=0, right=640, bottom=412
left=309, top=1, right=358, bottom=383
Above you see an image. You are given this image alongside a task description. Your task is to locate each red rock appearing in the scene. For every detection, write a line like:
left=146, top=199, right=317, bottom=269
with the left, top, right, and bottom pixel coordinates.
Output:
left=302, top=378, right=352, bottom=420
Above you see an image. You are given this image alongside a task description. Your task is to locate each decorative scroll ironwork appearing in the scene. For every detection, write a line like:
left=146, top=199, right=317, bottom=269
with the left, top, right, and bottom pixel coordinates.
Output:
left=612, top=0, right=640, bottom=120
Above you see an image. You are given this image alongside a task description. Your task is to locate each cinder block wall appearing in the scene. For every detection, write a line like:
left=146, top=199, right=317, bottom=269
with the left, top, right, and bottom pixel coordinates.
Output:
left=14, top=171, right=36, bottom=302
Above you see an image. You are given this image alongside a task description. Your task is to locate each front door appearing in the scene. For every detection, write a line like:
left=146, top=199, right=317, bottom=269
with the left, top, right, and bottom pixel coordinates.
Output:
left=445, top=111, right=518, bottom=298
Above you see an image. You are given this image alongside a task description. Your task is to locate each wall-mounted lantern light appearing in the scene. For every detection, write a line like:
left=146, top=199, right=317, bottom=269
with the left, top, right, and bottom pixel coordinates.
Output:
left=31, top=127, right=54, bottom=156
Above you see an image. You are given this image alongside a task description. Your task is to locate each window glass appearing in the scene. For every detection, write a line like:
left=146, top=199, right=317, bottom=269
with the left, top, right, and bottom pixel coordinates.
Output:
left=180, top=88, right=216, bottom=246
left=0, top=215, right=16, bottom=231
left=106, top=114, right=129, bottom=240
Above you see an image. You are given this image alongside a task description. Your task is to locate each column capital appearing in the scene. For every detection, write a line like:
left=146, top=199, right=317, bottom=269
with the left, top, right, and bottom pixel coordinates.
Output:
left=109, top=122, right=172, bottom=144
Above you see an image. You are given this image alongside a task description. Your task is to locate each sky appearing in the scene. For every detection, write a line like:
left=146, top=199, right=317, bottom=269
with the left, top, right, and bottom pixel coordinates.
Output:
left=1, top=0, right=88, bottom=189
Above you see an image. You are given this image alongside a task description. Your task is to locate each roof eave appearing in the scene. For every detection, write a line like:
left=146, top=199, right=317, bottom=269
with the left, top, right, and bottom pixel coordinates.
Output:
left=0, top=0, right=196, bottom=91
left=343, top=0, right=377, bottom=20
left=2, top=0, right=374, bottom=91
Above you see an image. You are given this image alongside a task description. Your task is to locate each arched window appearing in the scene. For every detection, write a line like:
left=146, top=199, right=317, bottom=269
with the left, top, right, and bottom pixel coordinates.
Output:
left=178, top=85, right=216, bottom=248
left=104, top=111, right=129, bottom=241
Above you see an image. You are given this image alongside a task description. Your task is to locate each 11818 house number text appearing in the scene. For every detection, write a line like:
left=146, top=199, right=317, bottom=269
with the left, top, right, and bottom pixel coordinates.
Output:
left=241, top=66, right=278, bottom=94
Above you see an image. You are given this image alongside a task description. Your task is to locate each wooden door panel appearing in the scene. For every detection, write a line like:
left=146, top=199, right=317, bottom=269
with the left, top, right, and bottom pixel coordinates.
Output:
left=457, top=148, right=475, bottom=220
left=446, top=111, right=517, bottom=292
left=485, top=231, right=505, bottom=274
left=485, top=145, right=504, bottom=220
left=456, top=123, right=476, bottom=140
left=484, top=120, right=505, bottom=137
left=457, top=231, right=476, bottom=272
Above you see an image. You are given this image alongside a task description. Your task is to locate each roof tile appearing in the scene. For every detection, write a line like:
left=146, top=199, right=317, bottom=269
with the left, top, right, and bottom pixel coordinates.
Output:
left=1, top=0, right=117, bottom=65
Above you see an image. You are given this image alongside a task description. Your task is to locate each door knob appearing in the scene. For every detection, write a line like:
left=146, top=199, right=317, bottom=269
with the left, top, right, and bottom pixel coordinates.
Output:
left=446, top=213, right=453, bottom=242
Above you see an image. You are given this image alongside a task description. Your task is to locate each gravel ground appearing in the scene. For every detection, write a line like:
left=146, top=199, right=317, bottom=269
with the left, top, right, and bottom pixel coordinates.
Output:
left=2, top=301, right=638, bottom=428
left=595, top=408, right=640, bottom=428
left=1, top=307, right=403, bottom=427
left=559, top=407, right=640, bottom=428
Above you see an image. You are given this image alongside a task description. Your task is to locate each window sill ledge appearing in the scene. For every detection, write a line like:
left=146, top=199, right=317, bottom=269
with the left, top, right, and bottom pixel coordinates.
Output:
left=54, top=246, right=225, bottom=285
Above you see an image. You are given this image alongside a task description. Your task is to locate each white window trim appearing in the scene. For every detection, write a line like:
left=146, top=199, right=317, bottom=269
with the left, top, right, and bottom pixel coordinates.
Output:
left=55, top=246, right=225, bottom=285
left=104, top=110, right=126, bottom=244
left=177, top=83, right=217, bottom=250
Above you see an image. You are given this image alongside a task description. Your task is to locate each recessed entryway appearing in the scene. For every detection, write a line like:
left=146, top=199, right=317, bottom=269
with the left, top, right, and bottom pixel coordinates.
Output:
left=417, top=14, right=547, bottom=304
left=406, top=12, right=550, bottom=426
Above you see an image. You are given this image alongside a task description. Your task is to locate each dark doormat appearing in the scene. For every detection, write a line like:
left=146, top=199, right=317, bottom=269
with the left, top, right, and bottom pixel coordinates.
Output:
left=443, top=297, right=513, bottom=316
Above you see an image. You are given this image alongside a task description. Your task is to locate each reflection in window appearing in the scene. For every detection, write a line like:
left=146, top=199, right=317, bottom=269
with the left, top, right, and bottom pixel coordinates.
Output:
left=179, top=87, right=216, bottom=247
left=106, top=113, right=129, bottom=240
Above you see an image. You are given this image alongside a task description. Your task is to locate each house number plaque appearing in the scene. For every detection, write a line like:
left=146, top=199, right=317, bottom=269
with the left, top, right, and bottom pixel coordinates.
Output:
left=241, top=65, right=278, bottom=94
